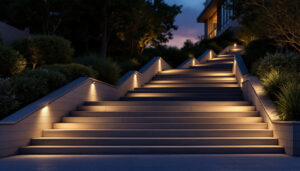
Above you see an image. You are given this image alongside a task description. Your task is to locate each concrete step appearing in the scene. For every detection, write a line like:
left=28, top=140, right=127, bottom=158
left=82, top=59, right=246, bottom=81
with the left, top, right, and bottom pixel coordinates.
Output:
left=78, top=105, right=256, bottom=112
left=120, top=97, right=244, bottom=101
left=83, top=101, right=249, bottom=106
left=126, top=93, right=243, bottom=98
left=43, top=129, right=273, bottom=137
left=156, top=72, right=234, bottom=77
left=31, top=137, right=278, bottom=146
left=148, top=81, right=238, bottom=84
left=134, top=87, right=242, bottom=91
left=70, top=111, right=259, bottom=117
left=149, top=80, right=237, bottom=84
left=128, top=90, right=243, bottom=94
left=61, top=117, right=263, bottom=123
left=20, top=145, right=284, bottom=154
left=143, top=84, right=240, bottom=88
left=54, top=123, right=267, bottom=129
left=153, top=76, right=236, bottom=80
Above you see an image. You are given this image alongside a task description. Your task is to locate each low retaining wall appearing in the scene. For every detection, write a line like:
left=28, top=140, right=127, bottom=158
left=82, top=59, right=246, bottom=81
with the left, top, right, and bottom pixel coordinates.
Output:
left=0, top=56, right=170, bottom=157
left=230, top=47, right=300, bottom=156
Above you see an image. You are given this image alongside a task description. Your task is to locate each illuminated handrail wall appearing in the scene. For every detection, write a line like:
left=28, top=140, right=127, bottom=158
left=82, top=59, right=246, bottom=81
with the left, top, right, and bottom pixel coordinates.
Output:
left=231, top=46, right=300, bottom=156
left=0, top=56, right=170, bottom=157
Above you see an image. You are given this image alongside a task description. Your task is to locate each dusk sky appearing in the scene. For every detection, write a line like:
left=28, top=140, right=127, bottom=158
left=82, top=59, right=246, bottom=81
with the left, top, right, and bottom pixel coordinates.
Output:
left=165, top=0, right=205, bottom=48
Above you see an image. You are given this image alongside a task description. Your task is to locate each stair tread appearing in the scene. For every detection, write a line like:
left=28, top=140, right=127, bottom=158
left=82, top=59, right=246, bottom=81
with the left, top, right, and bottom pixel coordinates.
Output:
left=32, top=137, right=277, bottom=140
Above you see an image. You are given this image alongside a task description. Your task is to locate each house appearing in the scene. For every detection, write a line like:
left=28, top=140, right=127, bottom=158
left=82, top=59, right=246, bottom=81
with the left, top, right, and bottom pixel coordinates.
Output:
left=0, top=21, right=30, bottom=44
left=197, top=0, right=239, bottom=39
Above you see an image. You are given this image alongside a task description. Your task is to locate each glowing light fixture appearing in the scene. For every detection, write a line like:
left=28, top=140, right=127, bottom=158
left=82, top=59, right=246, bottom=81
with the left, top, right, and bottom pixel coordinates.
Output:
left=158, top=58, right=162, bottom=72
left=209, top=51, right=213, bottom=60
left=234, top=43, right=237, bottom=48
left=192, top=58, right=195, bottom=66
left=133, top=72, right=138, bottom=89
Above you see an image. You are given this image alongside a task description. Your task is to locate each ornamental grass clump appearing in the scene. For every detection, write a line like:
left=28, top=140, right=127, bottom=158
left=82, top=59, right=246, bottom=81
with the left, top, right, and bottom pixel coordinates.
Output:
left=276, top=82, right=300, bottom=121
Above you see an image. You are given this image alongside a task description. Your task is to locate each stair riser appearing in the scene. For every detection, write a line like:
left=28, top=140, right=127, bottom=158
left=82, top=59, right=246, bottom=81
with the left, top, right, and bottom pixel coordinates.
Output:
left=20, top=147, right=284, bottom=155
left=143, top=84, right=239, bottom=88
left=43, top=130, right=273, bottom=137
left=31, top=139, right=278, bottom=146
left=121, top=97, right=244, bottom=101
left=150, top=80, right=238, bottom=83
left=78, top=106, right=255, bottom=112
left=70, top=111, right=259, bottom=117
left=126, top=93, right=243, bottom=97
left=54, top=123, right=267, bottom=129
left=128, top=91, right=243, bottom=94
left=84, top=101, right=249, bottom=106
left=62, top=117, right=263, bottom=123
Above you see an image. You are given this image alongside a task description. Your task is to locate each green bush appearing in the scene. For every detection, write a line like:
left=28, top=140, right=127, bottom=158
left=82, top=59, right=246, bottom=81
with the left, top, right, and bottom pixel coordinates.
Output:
left=21, top=69, right=67, bottom=91
left=75, top=54, right=120, bottom=84
left=42, top=63, right=98, bottom=82
left=0, top=79, right=20, bottom=120
left=244, top=39, right=277, bottom=71
left=255, top=52, right=300, bottom=77
left=0, top=45, right=27, bottom=77
left=143, top=46, right=187, bottom=67
left=10, top=75, right=49, bottom=105
left=12, top=35, right=74, bottom=69
left=276, top=82, right=300, bottom=121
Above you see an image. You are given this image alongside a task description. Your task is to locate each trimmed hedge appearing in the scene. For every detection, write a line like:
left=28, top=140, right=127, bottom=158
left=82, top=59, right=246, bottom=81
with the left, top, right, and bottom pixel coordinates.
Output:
left=42, top=63, right=98, bottom=82
left=12, top=35, right=74, bottom=69
left=0, top=45, right=27, bottom=77
left=0, top=68, right=67, bottom=120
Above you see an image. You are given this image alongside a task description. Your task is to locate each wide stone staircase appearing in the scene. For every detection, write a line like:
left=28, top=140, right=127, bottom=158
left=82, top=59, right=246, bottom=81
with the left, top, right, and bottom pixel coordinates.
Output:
left=20, top=54, right=284, bottom=154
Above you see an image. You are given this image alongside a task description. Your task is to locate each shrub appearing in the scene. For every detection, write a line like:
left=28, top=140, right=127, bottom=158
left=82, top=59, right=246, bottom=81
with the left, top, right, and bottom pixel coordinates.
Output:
left=244, top=39, right=277, bottom=71
left=255, top=52, right=300, bottom=77
left=236, top=26, right=258, bottom=46
left=143, top=46, right=187, bottom=67
left=10, top=75, right=49, bottom=105
left=0, top=45, right=27, bottom=77
left=21, top=69, right=67, bottom=91
left=0, top=79, right=20, bottom=120
left=208, top=41, right=223, bottom=53
left=261, top=69, right=292, bottom=99
left=12, top=35, right=74, bottom=69
left=276, top=82, right=300, bottom=121
left=42, top=63, right=98, bottom=82
left=74, top=54, right=120, bottom=84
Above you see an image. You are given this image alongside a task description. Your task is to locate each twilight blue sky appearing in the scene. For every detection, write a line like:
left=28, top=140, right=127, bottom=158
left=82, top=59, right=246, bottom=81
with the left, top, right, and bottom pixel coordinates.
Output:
left=165, top=0, right=205, bottom=48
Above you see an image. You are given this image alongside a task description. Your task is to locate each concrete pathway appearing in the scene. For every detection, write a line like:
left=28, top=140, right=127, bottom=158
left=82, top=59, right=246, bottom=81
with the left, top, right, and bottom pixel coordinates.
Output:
left=1, top=154, right=300, bottom=171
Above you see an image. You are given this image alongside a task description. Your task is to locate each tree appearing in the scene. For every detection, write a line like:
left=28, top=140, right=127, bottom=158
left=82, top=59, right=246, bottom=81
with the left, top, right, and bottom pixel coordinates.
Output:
left=235, top=0, right=300, bottom=52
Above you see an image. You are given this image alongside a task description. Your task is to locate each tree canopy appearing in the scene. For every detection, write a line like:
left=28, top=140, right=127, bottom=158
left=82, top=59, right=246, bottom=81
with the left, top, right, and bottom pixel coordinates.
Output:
left=1, top=0, right=181, bottom=57
left=235, top=0, right=300, bottom=52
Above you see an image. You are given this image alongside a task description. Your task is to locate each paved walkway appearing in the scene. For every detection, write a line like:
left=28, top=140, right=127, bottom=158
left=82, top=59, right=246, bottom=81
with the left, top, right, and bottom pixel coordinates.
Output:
left=1, top=154, right=300, bottom=171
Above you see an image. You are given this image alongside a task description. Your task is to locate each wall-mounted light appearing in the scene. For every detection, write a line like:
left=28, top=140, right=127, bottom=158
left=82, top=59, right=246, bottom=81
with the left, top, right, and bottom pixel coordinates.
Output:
left=234, top=43, right=237, bottom=48
left=158, top=58, right=162, bottom=72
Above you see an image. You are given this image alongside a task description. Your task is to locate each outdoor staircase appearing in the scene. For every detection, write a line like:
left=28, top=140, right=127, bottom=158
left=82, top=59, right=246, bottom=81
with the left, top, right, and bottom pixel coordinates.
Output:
left=20, top=53, right=284, bottom=154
